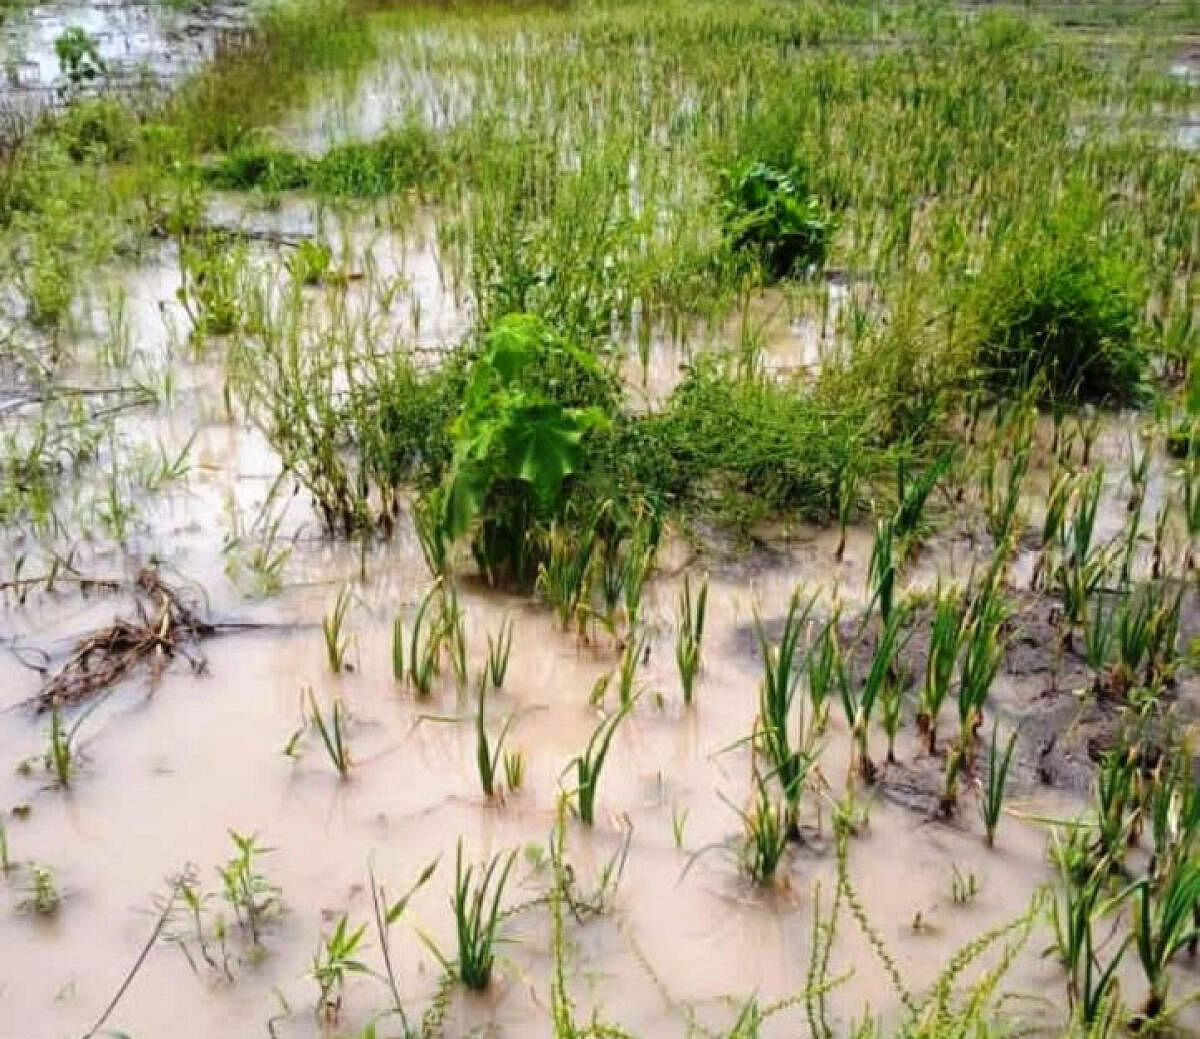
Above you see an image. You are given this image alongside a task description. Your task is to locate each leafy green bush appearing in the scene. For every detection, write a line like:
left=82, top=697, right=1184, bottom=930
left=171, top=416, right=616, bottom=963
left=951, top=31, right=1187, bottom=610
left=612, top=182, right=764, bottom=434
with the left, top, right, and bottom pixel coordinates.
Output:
left=971, top=220, right=1146, bottom=403
left=720, top=161, right=833, bottom=281
left=438, top=313, right=617, bottom=583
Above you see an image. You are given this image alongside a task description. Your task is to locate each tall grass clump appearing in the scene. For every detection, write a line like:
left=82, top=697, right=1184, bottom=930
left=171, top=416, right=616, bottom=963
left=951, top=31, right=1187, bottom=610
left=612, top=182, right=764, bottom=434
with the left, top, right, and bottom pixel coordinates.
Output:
left=970, top=204, right=1147, bottom=403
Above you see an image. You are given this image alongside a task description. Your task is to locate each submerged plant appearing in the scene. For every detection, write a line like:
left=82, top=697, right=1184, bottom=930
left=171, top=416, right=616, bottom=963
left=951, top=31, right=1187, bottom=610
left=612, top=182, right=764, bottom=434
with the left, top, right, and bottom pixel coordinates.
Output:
left=485, top=616, right=515, bottom=690
left=447, top=841, right=516, bottom=991
left=675, top=573, right=709, bottom=706
left=310, top=914, right=369, bottom=1022
left=566, top=704, right=632, bottom=826
left=475, top=675, right=516, bottom=799
left=305, top=687, right=351, bottom=779
left=323, top=586, right=353, bottom=674
left=979, top=722, right=1018, bottom=847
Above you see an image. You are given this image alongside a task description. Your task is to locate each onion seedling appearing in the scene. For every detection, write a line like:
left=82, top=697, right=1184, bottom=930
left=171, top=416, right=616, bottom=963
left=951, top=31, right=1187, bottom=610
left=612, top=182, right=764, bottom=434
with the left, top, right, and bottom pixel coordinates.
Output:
left=475, top=674, right=516, bottom=799
left=979, top=721, right=1018, bottom=847
left=322, top=586, right=352, bottom=674
left=305, top=686, right=351, bottom=778
left=675, top=573, right=708, bottom=706
left=566, top=703, right=632, bottom=826
left=485, top=615, right=514, bottom=690
left=442, top=840, right=516, bottom=991
left=1128, top=856, right=1200, bottom=1021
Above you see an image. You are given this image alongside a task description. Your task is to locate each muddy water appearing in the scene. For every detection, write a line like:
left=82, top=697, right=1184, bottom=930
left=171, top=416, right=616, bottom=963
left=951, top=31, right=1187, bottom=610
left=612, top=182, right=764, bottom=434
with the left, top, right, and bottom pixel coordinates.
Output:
left=0, top=0, right=249, bottom=127
left=1, top=196, right=1198, bottom=1037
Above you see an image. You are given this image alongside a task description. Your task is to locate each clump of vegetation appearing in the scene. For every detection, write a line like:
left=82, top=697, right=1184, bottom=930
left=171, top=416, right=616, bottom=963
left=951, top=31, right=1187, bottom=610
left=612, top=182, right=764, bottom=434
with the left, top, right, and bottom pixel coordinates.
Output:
left=203, top=122, right=445, bottom=198
left=970, top=207, right=1147, bottom=403
left=721, top=161, right=833, bottom=281
left=437, top=313, right=617, bottom=585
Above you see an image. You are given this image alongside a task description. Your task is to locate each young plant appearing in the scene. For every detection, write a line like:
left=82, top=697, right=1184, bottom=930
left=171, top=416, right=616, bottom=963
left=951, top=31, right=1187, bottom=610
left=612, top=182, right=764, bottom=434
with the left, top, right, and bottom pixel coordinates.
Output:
left=475, top=675, right=516, bottom=799
left=485, top=616, right=515, bottom=690
left=447, top=841, right=516, bottom=991
left=391, top=614, right=405, bottom=683
left=1129, top=856, right=1200, bottom=1021
left=956, top=590, right=1006, bottom=753
left=438, top=582, right=469, bottom=693
left=46, top=702, right=74, bottom=788
left=369, top=858, right=439, bottom=1027
left=754, top=588, right=817, bottom=831
left=979, top=722, right=1018, bottom=847
left=867, top=519, right=896, bottom=623
left=538, top=521, right=598, bottom=631
left=408, top=581, right=443, bottom=697
left=846, top=604, right=907, bottom=782
left=618, top=628, right=648, bottom=708
left=805, top=614, right=841, bottom=734
left=919, top=583, right=964, bottom=753
left=736, top=770, right=790, bottom=885
left=566, top=703, right=632, bottom=826
left=306, top=687, right=351, bottom=779
left=502, top=749, right=526, bottom=793
left=310, top=914, right=369, bottom=1022
left=219, top=831, right=282, bottom=948
left=675, top=573, right=708, bottom=706
left=323, top=586, right=353, bottom=674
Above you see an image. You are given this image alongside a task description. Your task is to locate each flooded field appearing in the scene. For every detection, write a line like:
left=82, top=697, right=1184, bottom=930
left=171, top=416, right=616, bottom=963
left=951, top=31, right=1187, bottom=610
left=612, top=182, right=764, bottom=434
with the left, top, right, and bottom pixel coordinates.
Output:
left=0, top=2, right=1198, bottom=1038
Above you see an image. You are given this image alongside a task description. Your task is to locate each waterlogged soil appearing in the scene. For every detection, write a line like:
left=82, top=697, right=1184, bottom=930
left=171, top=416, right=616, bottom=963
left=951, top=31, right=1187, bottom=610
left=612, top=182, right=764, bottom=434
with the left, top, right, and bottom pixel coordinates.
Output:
left=1, top=193, right=1199, bottom=1038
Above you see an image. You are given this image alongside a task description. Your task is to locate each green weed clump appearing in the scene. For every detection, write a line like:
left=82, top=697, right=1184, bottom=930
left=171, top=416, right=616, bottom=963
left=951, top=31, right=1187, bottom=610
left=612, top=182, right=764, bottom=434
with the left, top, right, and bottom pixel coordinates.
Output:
left=970, top=210, right=1147, bottom=404
left=605, top=359, right=882, bottom=530
left=203, top=123, right=445, bottom=198
left=721, top=161, right=833, bottom=282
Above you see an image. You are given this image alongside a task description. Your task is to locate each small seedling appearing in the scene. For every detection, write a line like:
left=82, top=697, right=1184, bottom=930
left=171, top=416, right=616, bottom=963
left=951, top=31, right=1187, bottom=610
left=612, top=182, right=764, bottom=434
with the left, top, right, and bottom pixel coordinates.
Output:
left=310, top=914, right=369, bottom=1022
left=305, top=686, right=351, bottom=778
left=980, top=721, right=1018, bottom=847
left=323, top=586, right=353, bottom=674
left=475, top=675, right=516, bottom=798
left=503, top=750, right=526, bottom=793
left=485, top=616, right=514, bottom=690
left=219, top=831, right=281, bottom=947
left=675, top=573, right=708, bottom=706
left=950, top=864, right=979, bottom=904
left=566, top=703, right=632, bottom=826
left=426, top=840, right=516, bottom=991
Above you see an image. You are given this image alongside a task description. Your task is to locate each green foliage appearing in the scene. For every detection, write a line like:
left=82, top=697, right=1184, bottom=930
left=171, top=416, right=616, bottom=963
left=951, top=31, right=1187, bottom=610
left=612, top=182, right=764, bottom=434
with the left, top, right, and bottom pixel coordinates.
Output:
left=610, top=360, right=880, bottom=530
left=203, top=123, right=445, bottom=198
left=310, top=914, right=369, bottom=1022
left=567, top=703, right=631, bottom=826
left=440, top=313, right=615, bottom=583
left=721, top=161, right=833, bottom=281
left=54, top=27, right=106, bottom=89
left=447, top=840, right=516, bottom=991
left=971, top=206, right=1147, bottom=403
